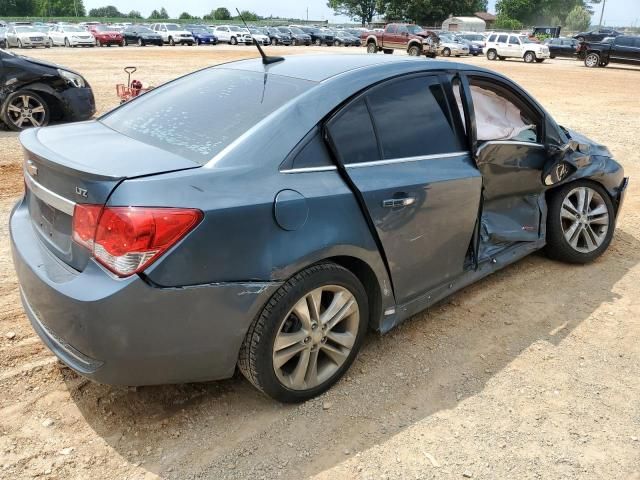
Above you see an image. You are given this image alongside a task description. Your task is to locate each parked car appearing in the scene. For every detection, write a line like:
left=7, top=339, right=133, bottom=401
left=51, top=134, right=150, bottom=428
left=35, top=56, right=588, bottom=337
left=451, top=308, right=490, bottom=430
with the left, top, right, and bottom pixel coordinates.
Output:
left=212, top=25, right=252, bottom=45
left=247, top=27, right=270, bottom=46
left=485, top=33, right=550, bottom=63
left=544, top=37, right=581, bottom=59
left=185, top=25, right=218, bottom=45
left=5, top=25, right=49, bottom=49
left=365, top=23, right=439, bottom=57
left=0, top=27, right=7, bottom=49
left=121, top=25, right=164, bottom=47
left=574, top=28, right=622, bottom=43
left=87, top=24, right=123, bottom=47
left=278, top=27, right=311, bottom=46
left=10, top=55, right=627, bottom=403
left=459, top=33, right=486, bottom=48
left=327, top=29, right=357, bottom=47
left=439, top=34, right=471, bottom=56
left=583, top=35, right=640, bottom=67
left=48, top=24, right=95, bottom=47
left=150, top=23, right=194, bottom=46
left=298, top=26, right=334, bottom=46
left=0, top=48, right=94, bottom=130
left=265, top=27, right=292, bottom=46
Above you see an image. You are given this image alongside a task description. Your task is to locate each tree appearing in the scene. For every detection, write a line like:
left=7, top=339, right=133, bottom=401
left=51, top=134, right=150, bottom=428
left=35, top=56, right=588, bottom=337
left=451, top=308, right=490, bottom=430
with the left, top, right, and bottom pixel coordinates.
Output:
left=213, top=7, right=231, bottom=20
left=148, top=9, right=160, bottom=19
left=496, top=0, right=601, bottom=25
left=37, top=0, right=86, bottom=16
left=565, top=5, right=591, bottom=31
left=237, top=10, right=259, bottom=21
left=128, top=10, right=142, bottom=19
left=384, top=0, right=488, bottom=25
left=159, top=7, right=169, bottom=19
left=494, top=13, right=523, bottom=30
left=88, top=5, right=124, bottom=17
left=179, top=11, right=193, bottom=20
left=327, top=0, right=380, bottom=26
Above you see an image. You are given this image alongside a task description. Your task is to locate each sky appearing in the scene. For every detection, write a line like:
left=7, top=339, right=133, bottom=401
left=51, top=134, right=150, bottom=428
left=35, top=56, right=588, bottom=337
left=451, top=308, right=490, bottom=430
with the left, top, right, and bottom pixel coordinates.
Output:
left=82, top=0, right=640, bottom=27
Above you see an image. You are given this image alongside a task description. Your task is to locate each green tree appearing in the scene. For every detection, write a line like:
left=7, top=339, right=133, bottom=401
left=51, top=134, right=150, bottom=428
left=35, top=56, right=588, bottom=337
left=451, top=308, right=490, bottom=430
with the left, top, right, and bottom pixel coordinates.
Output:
left=327, top=0, right=380, bottom=26
left=148, top=8, right=160, bottom=19
left=383, top=0, right=488, bottom=25
left=37, top=0, right=86, bottom=16
left=213, top=7, right=231, bottom=20
left=88, top=5, right=124, bottom=17
left=128, top=10, right=142, bottom=18
left=494, top=13, right=523, bottom=29
left=496, top=0, right=601, bottom=25
left=179, top=11, right=193, bottom=19
left=159, top=7, right=169, bottom=19
left=565, top=5, right=591, bottom=31
left=0, top=0, right=37, bottom=16
left=237, top=10, right=259, bottom=21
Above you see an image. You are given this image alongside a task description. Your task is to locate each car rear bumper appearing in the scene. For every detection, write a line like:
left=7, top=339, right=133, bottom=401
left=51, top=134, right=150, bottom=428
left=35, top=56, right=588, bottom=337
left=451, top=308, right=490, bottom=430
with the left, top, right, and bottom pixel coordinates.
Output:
left=10, top=198, right=280, bottom=386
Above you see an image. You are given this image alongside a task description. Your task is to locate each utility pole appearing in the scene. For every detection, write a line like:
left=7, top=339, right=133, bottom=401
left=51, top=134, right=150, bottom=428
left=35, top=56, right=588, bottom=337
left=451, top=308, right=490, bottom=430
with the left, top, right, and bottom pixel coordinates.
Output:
left=306, top=7, right=309, bottom=21
left=598, top=0, right=607, bottom=28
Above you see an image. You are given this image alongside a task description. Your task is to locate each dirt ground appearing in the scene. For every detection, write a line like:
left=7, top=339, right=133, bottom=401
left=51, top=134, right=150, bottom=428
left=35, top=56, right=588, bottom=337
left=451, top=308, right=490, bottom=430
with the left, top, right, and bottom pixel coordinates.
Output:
left=0, top=45, right=639, bottom=480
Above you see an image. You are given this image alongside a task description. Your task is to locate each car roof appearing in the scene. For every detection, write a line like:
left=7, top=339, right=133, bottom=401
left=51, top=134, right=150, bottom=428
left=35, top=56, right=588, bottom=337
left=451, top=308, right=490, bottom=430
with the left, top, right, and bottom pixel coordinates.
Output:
left=216, top=54, right=462, bottom=83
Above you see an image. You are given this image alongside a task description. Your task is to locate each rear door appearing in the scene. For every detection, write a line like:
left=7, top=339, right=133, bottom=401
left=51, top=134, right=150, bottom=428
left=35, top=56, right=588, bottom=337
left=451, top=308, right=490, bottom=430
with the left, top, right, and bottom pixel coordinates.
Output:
left=612, top=36, right=638, bottom=62
left=325, top=74, right=481, bottom=304
left=496, top=34, right=509, bottom=56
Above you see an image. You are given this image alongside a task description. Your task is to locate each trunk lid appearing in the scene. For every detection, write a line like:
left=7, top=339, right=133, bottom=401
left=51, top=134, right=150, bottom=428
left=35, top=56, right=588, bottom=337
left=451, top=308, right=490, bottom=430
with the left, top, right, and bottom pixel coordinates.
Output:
left=20, top=121, right=199, bottom=271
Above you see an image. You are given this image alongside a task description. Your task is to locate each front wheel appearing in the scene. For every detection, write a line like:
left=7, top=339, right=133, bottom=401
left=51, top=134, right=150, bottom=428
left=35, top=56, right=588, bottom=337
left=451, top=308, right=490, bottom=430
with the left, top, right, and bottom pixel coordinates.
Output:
left=1, top=90, right=50, bottom=131
left=137, top=38, right=144, bottom=47
left=366, top=42, right=377, bottom=54
left=239, top=263, right=368, bottom=403
left=315, top=38, right=321, bottom=46
left=486, top=49, right=497, bottom=60
left=96, top=39, right=102, bottom=47
left=442, top=47, right=451, bottom=57
left=524, top=51, right=536, bottom=63
left=407, top=45, right=421, bottom=56
left=169, top=37, right=175, bottom=46
left=545, top=181, right=615, bottom=264
left=584, top=52, right=601, bottom=67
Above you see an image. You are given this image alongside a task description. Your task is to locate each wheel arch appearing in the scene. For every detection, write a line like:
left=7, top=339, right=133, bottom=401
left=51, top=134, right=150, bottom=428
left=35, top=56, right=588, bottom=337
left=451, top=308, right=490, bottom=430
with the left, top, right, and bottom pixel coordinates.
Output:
left=1, top=83, right=63, bottom=120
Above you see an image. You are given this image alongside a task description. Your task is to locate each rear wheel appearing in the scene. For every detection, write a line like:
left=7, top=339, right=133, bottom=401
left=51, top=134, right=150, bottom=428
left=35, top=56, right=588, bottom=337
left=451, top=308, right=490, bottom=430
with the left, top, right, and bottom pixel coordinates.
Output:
left=137, top=38, right=144, bottom=47
left=121, top=38, right=127, bottom=46
left=545, top=181, right=615, bottom=264
left=169, top=37, right=175, bottom=46
left=239, top=263, right=368, bottom=403
left=315, top=38, right=321, bottom=46
left=1, top=90, right=50, bottom=132
left=366, top=42, right=377, bottom=53
left=584, top=52, right=600, bottom=67
left=486, top=49, right=497, bottom=60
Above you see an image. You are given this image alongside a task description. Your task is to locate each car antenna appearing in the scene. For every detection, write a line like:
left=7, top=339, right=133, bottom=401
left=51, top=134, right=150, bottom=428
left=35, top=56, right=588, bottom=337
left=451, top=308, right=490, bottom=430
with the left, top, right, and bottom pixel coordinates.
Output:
left=235, top=8, right=284, bottom=65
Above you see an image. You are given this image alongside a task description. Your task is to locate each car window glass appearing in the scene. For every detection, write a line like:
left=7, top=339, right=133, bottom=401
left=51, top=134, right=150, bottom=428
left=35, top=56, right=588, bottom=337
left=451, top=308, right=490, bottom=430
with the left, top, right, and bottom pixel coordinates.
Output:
left=616, top=36, right=633, bottom=46
left=386, top=25, right=397, bottom=34
left=397, top=25, right=408, bottom=34
left=635, top=38, right=640, bottom=47
left=488, top=34, right=496, bottom=42
left=468, top=77, right=540, bottom=143
left=508, top=36, right=520, bottom=44
left=290, top=131, right=334, bottom=169
left=101, top=69, right=315, bottom=165
left=326, top=99, right=379, bottom=164
left=497, top=34, right=508, bottom=43
left=366, top=76, right=463, bottom=159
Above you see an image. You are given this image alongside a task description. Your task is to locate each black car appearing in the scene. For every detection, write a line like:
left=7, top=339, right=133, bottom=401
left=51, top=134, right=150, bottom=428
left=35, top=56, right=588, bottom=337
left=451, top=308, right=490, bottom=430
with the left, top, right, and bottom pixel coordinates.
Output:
left=574, top=28, right=622, bottom=43
left=266, top=27, right=291, bottom=46
left=0, top=49, right=95, bottom=131
left=583, top=35, right=640, bottom=67
left=122, top=26, right=164, bottom=47
left=278, top=27, right=311, bottom=46
left=544, top=37, right=580, bottom=58
left=299, top=26, right=334, bottom=46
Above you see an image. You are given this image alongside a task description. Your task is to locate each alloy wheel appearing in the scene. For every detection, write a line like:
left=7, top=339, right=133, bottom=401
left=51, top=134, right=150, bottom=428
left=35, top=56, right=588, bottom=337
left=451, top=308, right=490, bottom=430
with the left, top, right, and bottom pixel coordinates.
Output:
left=367, top=43, right=376, bottom=53
left=6, top=94, right=47, bottom=129
left=560, top=186, right=609, bottom=253
left=443, top=47, right=451, bottom=57
left=585, top=53, right=599, bottom=67
left=272, top=285, right=360, bottom=391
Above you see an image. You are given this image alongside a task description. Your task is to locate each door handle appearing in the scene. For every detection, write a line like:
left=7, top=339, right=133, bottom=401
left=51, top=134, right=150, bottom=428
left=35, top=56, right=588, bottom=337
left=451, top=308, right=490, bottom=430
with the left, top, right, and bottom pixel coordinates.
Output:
left=382, top=197, right=416, bottom=208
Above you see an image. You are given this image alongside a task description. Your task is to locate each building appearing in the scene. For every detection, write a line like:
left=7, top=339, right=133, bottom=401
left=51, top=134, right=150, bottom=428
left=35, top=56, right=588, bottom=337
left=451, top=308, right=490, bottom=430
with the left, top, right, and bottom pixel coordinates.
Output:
left=474, top=12, right=496, bottom=29
left=441, top=15, right=486, bottom=32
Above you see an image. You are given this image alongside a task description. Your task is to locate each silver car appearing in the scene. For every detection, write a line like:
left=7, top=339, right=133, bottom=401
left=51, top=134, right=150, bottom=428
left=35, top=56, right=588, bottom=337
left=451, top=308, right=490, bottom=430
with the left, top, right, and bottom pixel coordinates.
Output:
left=5, top=26, right=49, bottom=49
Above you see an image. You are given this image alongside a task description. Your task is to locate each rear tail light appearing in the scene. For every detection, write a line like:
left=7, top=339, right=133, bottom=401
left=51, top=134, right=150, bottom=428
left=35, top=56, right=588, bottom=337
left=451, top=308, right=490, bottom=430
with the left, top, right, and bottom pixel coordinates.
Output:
left=72, top=205, right=203, bottom=277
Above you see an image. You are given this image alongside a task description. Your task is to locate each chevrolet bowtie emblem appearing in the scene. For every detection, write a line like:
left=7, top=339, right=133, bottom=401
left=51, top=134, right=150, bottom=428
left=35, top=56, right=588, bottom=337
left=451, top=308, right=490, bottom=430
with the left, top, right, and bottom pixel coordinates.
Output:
left=26, top=160, right=38, bottom=177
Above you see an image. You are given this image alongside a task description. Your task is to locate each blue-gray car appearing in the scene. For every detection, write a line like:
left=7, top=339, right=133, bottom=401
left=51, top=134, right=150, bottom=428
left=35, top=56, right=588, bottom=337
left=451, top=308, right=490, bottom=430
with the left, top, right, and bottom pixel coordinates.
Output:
left=10, top=55, right=628, bottom=402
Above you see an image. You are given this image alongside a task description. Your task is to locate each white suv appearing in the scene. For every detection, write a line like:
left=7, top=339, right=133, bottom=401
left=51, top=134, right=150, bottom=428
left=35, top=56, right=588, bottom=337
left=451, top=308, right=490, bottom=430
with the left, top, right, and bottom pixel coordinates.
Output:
left=485, top=33, right=550, bottom=63
left=212, top=25, right=253, bottom=45
left=150, top=23, right=194, bottom=46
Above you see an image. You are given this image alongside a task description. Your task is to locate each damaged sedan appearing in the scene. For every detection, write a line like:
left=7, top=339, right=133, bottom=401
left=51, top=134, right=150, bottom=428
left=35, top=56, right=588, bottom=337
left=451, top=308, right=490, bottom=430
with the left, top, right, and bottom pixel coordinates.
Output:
left=10, top=55, right=627, bottom=403
left=0, top=48, right=95, bottom=131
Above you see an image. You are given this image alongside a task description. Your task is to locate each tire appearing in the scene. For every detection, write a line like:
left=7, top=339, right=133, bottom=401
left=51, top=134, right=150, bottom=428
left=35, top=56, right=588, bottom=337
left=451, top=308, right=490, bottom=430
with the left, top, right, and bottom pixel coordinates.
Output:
left=137, top=38, right=144, bottom=47
left=545, top=180, right=615, bottom=264
left=230, top=36, right=237, bottom=45
left=550, top=55, right=556, bottom=59
left=17, top=39, right=23, bottom=49
left=407, top=44, right=421, bottom=56
left=272, top=38, right=278, bottom=46
left=600, top=60, right=609, bottom=67
left=1, top=90, right=50, bottom=132
left=584, top=52, right=600, bottom=68
left=238, top=262, right=368, bottom=403
left=524, top=51, right=536, bottom=63
left=366, top=42, right=377, bottom=54
left=577, top=36, right=585, bottom=42
left=96, top=39, right=102, bottom=47
left=443, top=47, right=451, bottom=57
left=486, top=49, right=497, bottom=60
left=169, top=37, right=175, bottom=46
left=333, top=40, right=340, bottom=47
left=383, top=49, right=393, bottom=54
left=121, top=38, right=127, bottom=47
left=536, top=58, right=545, bottom=63
left=315, top=38, right=321, bottom=46
left=473, top=53, right=478, bottom=56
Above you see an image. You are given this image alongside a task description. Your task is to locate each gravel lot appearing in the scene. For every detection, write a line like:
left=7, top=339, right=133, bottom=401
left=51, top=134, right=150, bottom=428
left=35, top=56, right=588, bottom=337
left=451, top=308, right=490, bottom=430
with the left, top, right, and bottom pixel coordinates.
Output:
left=0, top=45, right=639, bottom=480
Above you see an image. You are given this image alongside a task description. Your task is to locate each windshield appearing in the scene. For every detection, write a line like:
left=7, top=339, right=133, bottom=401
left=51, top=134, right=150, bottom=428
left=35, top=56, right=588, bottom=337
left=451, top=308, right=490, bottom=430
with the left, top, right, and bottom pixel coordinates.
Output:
left=136, top=27, right=154, bottom=33
left=190, top=27, right=208, bottom=33
left=406, top=25, right=423, bottom=34
left=94, top=25, right=114, bottom=32
left=290, top=27, right=304, bottom=34
left=520, top=36, right=534, bottom=43
left=64, top=26, right=85, bottom=32
left=101, top=68, right=314, bottom=165
left=229, top=26, right=242, bottom=32
left=463, top=34, right=484, bottom=41
left=15, top=26, right=37, bottom=33
left=277, top=27, right=290, bottom=33
left=165, top=24, right=180, bottom=31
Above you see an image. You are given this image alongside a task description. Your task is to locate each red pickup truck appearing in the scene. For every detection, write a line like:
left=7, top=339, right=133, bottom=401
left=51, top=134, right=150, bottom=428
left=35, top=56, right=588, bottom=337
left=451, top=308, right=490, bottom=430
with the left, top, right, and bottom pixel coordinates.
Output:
left=364, top=23, right=439, bottom=57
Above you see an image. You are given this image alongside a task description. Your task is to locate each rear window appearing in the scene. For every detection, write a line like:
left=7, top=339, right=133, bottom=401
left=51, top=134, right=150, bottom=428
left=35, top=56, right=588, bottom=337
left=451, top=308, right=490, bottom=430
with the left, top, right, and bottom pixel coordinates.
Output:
left=101, top=68, right=314, bottom=164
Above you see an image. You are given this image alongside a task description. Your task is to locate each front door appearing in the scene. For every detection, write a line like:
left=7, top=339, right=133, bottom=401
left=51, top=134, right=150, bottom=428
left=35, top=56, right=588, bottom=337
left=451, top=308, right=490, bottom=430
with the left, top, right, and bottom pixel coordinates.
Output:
left=458, top=74, right=548, bottom=259
left=325, top=74, right=481, bottom=304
